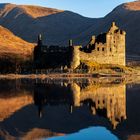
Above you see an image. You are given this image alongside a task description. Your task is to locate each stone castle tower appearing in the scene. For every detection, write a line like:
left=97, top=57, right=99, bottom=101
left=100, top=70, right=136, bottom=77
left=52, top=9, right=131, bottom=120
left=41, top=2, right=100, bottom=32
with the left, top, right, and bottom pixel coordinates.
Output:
left=70, top=22, right=126, bottom=69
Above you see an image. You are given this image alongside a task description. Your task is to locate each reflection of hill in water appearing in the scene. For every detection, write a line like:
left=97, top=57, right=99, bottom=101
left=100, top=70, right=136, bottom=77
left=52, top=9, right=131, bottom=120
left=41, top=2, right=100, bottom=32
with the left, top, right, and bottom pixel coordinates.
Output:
left=0, top=95, right=33, bottom=121
left=0, top=78, right=128, bottom=140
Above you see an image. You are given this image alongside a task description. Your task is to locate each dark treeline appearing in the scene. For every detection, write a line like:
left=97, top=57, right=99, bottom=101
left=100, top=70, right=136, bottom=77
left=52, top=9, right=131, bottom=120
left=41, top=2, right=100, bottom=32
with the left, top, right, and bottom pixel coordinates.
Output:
left=0, top=56, right=33, bottom=74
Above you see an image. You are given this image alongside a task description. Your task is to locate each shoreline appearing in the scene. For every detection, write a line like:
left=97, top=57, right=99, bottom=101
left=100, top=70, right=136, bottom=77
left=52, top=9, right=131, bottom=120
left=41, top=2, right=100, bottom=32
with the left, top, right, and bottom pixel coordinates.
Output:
left=0, top=73, right=139, bottom=83
left=0, top=73, right=125, bottom=79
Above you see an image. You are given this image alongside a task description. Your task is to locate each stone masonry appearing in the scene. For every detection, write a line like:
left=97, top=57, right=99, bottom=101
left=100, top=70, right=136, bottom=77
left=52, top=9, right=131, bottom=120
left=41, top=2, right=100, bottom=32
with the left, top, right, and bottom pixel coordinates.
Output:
left=71, top=22, right=126, bottom=69
left=34, top=22, right=126, bottom=69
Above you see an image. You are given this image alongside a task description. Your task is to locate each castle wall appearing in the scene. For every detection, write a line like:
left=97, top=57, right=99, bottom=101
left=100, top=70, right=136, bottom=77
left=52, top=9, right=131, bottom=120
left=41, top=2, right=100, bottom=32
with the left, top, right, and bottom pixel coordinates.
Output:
left=79, top=49, right=125, bottom=66
left=72, top=22, right=126, bottom=67
left=34, top=22, right=126, bottom=69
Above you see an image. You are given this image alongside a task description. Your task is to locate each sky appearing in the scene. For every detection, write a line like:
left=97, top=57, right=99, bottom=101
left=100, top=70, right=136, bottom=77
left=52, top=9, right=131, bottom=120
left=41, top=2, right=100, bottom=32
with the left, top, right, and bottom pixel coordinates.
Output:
left=0, top=0, right=136, bottom=17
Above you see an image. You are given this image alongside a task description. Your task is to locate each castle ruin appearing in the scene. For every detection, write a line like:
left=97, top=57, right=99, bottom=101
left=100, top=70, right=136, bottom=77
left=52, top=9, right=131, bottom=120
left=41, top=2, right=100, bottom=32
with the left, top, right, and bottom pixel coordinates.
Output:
left=34, top=22, right=126, bottom=69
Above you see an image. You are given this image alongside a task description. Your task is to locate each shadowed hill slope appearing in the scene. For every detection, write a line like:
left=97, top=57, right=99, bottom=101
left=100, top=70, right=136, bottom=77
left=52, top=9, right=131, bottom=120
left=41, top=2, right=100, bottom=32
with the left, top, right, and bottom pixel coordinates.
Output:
left=0, top=3, right=99, bottom=45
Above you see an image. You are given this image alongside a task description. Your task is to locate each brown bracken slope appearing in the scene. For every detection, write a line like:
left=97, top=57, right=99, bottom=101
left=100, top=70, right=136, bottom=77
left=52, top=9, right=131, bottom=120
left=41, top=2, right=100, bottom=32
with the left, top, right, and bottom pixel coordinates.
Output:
left=0, top=3, right=63, bottom=18
left=124, top=1, right=140, bottom=11
left=0, top=25, right=34, bottom=59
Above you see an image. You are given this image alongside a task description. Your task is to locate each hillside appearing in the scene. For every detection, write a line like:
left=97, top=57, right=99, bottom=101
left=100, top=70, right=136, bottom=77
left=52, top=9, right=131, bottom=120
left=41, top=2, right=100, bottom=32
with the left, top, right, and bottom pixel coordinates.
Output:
left=0, top=3, right=63, bottom=18
left=0, top=25, right=34, bottom=59
left=0, top=3, right=98, bottom=45
left=0, top=2, right=140, bottom=56
left=124, top=1, right=140, bottom=11
left=17, top=5, right=63, bottom=18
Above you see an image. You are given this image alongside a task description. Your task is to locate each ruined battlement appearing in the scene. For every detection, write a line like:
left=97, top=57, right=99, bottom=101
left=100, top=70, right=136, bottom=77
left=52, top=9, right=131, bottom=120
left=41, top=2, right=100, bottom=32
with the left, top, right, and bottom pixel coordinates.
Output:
left=73, top=22, right=126, bottom=68
left=34, top=22, right=126, bottom=69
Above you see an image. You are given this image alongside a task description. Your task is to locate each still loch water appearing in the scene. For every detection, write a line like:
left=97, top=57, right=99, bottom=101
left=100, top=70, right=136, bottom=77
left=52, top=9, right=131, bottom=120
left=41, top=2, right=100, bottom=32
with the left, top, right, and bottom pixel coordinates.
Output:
left=0, top=78, right=140, bottom=140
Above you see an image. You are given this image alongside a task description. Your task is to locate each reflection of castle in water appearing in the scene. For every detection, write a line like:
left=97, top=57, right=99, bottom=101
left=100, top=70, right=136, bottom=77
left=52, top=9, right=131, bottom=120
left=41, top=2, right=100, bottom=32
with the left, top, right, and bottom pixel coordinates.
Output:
left=34, top=79, right=126, bottom=129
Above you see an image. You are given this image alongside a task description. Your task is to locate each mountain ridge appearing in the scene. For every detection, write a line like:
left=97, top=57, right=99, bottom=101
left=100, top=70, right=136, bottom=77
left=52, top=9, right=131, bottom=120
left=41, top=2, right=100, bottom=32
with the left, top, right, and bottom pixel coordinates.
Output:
left=0, top=2, right=140, bottom=55
left=0, top=3, right=63, bottom=18
left=123, top=0, right=140, bottom=11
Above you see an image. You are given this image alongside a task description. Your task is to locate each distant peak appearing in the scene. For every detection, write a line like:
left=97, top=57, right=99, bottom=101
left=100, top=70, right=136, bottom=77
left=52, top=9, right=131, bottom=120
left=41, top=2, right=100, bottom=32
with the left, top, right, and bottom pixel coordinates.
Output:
left=0, top=3, right=15, bottom=8
left=0, top=3, right=12, bottom=5
left=0, top=3, right=64, bottom=18
left=18, top=5, right=64, bottom=18
left=123, top=1, right=140, bottom=11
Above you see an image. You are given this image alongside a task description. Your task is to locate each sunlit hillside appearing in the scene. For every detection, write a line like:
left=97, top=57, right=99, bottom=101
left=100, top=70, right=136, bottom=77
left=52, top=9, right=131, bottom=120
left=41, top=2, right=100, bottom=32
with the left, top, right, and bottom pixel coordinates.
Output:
left=0, top=26, right=34, bottom=59
left=0, top=3, right=63, bottom=18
